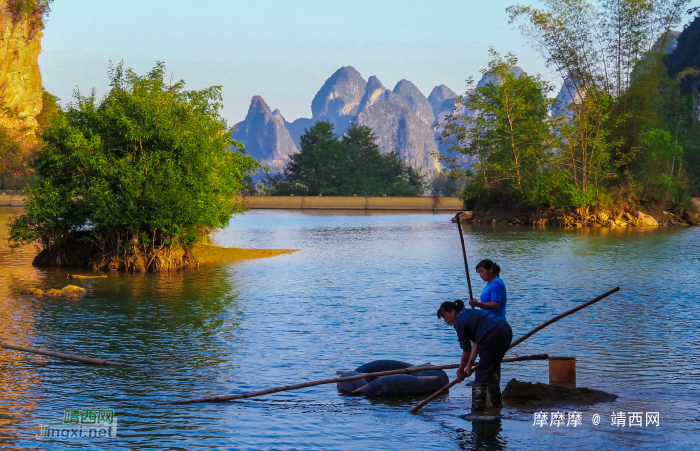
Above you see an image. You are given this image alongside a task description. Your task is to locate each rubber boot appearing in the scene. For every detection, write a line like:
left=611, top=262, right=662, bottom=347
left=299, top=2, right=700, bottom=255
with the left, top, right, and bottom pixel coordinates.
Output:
left=485, top=373, right=502, bottom=409
left=471, top=382, right=487, bottom=413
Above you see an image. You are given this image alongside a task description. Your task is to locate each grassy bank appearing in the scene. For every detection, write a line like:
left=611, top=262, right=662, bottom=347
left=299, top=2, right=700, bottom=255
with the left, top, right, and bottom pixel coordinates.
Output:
left=191, top=244, right=297, bottom=263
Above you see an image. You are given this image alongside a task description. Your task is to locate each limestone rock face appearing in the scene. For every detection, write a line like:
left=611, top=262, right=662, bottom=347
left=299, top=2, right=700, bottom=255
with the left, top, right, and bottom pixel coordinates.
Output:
left=667, top=16, right=700, bottom=122
left=232, top=96, right=298, bottom=175
left=357, top=76, right=410, bottom=114
left=246, top=67, right=463, bottom=180
left=393, top=79, right=434, bottom=126
left=429, top=84, right=465, bottom=158
left=284, top=117, right=314, bottom=149
left=357, top=101, right=439, bottom=179
left=0, top=6, right=43, bottom=134
left=310, top=66, right=366, bottom=132
left=428, top=84, right=458, bottom=119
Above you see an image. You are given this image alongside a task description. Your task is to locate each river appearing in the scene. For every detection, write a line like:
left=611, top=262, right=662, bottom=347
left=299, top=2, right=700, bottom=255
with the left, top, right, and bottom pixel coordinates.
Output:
left=0, top=208, right=698, bottom=450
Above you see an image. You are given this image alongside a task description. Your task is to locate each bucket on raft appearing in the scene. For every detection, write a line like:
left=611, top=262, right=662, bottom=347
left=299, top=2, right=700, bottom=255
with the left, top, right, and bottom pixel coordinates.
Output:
left=549, top=357, right=576, bottom=386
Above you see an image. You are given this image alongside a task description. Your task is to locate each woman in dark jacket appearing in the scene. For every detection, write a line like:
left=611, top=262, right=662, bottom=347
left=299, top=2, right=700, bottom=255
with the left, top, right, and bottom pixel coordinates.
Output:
left=437, top=299, right=512, bottom=415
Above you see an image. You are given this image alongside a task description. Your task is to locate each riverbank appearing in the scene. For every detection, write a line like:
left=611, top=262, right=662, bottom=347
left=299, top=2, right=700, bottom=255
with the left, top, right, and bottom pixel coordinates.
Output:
left=191, top=243, right=297, bottom=263
left=0, top=205, right=297, bottom=271
left=30, top=239, right=297, bottom=272
left=239, top=195, right=463, bottom=211
left=0, top=192, right=26, bottom=206
left=3, top=193, right=464, bottom=211
left=454, top=200, right=700, bottom=228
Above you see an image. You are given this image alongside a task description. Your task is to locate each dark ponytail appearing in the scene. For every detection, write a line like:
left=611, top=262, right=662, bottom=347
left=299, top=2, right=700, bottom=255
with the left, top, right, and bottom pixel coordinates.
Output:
left=476, top=259, right=501, bottom=276
left=437, top=299, right=465, bottom=318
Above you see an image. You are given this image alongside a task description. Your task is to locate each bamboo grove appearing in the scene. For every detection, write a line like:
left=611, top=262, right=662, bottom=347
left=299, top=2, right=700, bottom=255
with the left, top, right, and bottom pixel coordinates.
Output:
left=439, top=0, right=699, bottom=214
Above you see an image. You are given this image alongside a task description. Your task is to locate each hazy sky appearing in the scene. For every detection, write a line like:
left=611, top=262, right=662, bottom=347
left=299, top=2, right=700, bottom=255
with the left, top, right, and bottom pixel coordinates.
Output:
left=38, top=0, right=694, bottom=125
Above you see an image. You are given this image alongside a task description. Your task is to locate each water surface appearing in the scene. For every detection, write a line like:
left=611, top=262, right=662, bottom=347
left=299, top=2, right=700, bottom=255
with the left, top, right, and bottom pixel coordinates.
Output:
left=0, top=208, right=698, bottom=450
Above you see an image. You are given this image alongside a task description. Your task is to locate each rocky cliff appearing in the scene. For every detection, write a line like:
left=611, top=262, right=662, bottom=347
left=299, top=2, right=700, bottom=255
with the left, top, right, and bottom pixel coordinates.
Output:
left=356, top=101, right=439, bottom=179
left=237, top=67, right=465, bottom=179
left=393, top=79, right=435, bottom=126
left=0, top=3, right=44, bottom=138
left=310, top=66, right=366, bottom=133
left=667, top=17, right=700, bottom=100
left=428, top=84, right=457, bottom=120
left=232, top=96, right=298, bottom=178
left=357, top=75, right=410, bottom=113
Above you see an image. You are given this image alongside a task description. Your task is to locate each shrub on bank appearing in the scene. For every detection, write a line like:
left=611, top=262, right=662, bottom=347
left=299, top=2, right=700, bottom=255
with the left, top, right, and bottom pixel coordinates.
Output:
left=8, top=62, right=260, bottom=271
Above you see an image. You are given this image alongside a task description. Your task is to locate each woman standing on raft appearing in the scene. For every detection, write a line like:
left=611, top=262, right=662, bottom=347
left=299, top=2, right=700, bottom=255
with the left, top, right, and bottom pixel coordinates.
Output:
left=469, top=259, right=507, bottom=320
left=438, top=299, right=512, bottom=416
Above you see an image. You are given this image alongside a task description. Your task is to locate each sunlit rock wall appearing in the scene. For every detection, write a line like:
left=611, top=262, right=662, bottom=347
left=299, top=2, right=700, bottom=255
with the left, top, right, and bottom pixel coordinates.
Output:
left=0, top=5, right=43, bottom=134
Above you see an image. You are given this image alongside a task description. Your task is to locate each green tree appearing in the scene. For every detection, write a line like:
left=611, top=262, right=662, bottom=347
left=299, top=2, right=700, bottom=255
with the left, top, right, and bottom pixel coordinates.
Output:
left=36, top=89, right=60, bottom=129
left=636, top=128, right=684, bottom=202
left=0, top=103, right=33, bottom=189
left=441, top=50, right=558, bottom=208
left=8, top=62, right=260, bottom=271
left=266, top=121, right=424, bottom=196
left=341, top=123, right=384, bottom=196
left=284, top=120, right=345, bottom=195
left=555, top=87, right=621, bottom=204
left=508, top=0, right=693, bottom=209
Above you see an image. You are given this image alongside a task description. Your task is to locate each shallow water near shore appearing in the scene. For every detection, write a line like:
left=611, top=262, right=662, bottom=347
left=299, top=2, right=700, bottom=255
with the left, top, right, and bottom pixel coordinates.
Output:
left=0, top=207, right=698, bottom=450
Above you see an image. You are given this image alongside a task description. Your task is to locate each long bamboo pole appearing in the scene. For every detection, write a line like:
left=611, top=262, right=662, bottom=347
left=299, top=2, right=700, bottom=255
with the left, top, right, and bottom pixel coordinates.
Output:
left=455, top=213, right=474, bottom=305
left=508, top=287, right=620, bottom=349
left=408, top=379, right=460, bottom=413
left=409, top=286, right=621, bottom=413
left=156, top=354, right=548, bottom=405
left=0, top=342, right=138, bottom=368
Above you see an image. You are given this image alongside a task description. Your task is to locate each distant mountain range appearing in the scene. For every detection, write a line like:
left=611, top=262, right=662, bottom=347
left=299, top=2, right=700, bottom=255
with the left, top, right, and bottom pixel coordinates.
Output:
left=233, top=66, right=469, bottom=181
left=232, top=65, right=582, bottom=181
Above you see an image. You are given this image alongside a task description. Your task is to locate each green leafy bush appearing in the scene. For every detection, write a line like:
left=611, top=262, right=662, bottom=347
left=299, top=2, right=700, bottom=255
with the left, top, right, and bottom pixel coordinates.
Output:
left=8, top=63, right=260, bottom=270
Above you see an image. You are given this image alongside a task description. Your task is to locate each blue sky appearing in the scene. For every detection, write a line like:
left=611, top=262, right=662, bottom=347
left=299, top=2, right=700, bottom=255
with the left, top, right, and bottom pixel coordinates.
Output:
left=38, top=0, right=694, bottom=125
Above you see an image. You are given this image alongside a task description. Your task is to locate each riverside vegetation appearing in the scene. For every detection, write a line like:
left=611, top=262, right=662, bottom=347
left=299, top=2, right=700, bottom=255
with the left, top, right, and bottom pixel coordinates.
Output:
left=6, top=63, right=291, bottom=271
left=438, top=0, right=700, bottom=226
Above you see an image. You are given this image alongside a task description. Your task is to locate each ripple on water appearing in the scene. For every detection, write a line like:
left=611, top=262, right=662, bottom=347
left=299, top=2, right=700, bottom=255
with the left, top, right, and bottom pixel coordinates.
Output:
left=0, top=208, right=698, bottom=449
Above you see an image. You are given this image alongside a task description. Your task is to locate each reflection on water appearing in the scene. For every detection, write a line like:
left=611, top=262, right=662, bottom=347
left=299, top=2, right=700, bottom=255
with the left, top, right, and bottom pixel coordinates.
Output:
left=455, top=421, right=507, bottom=451
left=0, top=207, right=698, bottom=450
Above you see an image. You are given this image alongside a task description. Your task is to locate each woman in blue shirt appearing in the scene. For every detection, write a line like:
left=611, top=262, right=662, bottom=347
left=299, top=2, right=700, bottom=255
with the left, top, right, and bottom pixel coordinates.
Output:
left=437, top=299, right=512, bottom=416
left=469, top=259, right=507, bottom=321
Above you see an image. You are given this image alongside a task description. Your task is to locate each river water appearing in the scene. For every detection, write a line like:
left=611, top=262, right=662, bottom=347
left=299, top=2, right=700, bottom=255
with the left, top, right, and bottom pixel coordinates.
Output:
left=0, top=207, right=698, bottom=450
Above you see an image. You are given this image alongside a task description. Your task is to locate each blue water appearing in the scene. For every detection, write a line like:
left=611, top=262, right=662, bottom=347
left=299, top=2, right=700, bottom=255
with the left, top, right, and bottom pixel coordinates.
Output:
left=0, top=208, right=698, bottom=450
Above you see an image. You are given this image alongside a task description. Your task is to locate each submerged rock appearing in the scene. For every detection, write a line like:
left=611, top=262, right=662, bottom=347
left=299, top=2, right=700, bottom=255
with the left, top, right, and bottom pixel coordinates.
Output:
left=20, top=288, right=43, bottom=296
left=61, top=285, right=86, bottom=296
left=502, top=379, right=618, bottom=408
